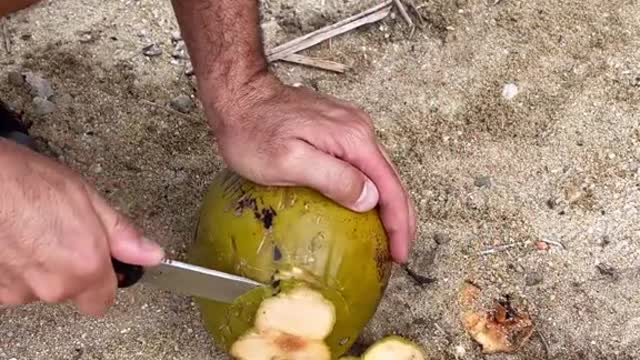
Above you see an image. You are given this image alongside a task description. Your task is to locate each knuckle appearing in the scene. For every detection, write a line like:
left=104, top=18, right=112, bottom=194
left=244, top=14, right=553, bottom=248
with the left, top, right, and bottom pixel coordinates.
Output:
left=275, top=142, right=306, bottom=170
left=72, top=251, right=108, bottom=280
left=36, top=285, right=69, bottom=303
left=347, top=120, right=374, bottom=142
left=0, top=290, right=29, bottom=306
left=339, top=172, right=362, bottom=200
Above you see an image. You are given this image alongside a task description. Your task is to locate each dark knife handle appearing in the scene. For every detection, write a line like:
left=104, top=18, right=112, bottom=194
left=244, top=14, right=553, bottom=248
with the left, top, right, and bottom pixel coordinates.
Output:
left=112, top=258, right=145, bottom=288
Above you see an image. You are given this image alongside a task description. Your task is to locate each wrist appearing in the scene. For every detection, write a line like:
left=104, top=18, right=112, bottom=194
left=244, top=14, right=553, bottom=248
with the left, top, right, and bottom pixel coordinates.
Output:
left=199, top=69, right=284, bottom=130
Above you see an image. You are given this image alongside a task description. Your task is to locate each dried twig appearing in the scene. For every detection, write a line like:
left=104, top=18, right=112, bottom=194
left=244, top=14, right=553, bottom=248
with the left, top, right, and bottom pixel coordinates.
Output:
left=1, top=20, right=10, bottom=54
left=139, top=99, right=196, bottom=121
left=480, top=241, right=527, bottom=255
left=393, top=0, right=414, bottom=26
left=407, top=1, right=427, bottom=27
left=539, top=239, right=566, bottom=250
left=536, top=329, right=551, bottom=359
left=280, top=53, right=349, bottom=73
left=266, top=1, right=393, bottom=62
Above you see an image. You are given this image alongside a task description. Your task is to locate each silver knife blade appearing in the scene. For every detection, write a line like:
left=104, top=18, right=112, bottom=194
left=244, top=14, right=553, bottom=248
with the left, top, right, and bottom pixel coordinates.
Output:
left=139, top=259, right=263, bottom=303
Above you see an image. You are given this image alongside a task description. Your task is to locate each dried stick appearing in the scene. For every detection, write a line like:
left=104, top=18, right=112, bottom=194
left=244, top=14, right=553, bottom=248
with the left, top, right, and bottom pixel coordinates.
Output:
left=393, top=0, right=414, bottom=26
left=1, top=20, right=10, bottom=54
left=539, top=239, right=566, bottom=250
left=280, top=54, right=349, bottom=73
left=480, top=241, right=527, bottom=255
left=266, top=1, right=393, bottom=62
left=139, top=99, right=196, bottom=121
left=536, top=329, right=551, bottom=359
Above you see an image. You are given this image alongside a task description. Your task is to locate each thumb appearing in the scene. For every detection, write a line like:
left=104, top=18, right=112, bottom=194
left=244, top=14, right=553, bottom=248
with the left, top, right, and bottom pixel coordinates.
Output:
left=88, top=188, right=165, bottom=266
left=284, top=143, right=379, bottom=212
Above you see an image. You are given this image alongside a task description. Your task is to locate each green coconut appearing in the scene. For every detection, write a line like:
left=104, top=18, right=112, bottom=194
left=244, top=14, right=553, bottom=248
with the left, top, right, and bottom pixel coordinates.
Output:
left=188, top=169, right=393, bottom=359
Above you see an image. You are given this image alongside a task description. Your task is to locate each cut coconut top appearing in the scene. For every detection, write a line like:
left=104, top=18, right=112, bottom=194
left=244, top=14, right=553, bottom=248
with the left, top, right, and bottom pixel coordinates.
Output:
left=363, top=337, right=426, bottom=360
left=230, top=285, right=336, bottom=360
left=255, top=286, right=336, bottom=340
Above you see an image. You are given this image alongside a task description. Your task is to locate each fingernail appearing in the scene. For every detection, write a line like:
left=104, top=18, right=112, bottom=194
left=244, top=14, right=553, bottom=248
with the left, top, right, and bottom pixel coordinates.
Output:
left=354, top=180, right=379, bottom=212
left=141, top=237, right=165, bottom=262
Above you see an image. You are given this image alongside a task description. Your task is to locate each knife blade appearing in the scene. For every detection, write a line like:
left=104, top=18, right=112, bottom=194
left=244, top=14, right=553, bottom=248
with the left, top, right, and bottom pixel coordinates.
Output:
left=112, top=258, right=263, bottom=304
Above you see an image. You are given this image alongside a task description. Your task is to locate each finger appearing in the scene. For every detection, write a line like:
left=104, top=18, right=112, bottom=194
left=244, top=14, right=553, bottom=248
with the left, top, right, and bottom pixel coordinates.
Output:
left=87, top=189, right=165, bottom=266
left=0, top=267, right=36, bottom=305
left=72, top=267, right=118, bottom=317
left=376, top=143, right=417, bottom=242
left=345, top=143, right=412, bottom=263
left=0, top=285, right=36, bottom=306
left=279, top=142, right=379, bottom=212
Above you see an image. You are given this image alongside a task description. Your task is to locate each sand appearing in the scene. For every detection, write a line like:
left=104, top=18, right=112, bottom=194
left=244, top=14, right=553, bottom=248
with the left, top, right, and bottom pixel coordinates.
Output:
left=1, top=0, right=639, bottom=359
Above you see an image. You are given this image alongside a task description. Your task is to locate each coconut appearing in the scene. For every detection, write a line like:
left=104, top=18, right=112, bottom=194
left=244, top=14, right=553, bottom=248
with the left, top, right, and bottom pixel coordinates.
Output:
left=188, top=169, right=394, bottom=358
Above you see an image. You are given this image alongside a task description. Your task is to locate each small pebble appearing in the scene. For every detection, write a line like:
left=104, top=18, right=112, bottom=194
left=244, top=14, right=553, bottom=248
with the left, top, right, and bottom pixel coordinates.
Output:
left=596, top=263, right=617, bottom=277
left=172, top=42, right=189, bottom=59
left=434, top=232, right=450, bottom=245
left=170, top=31, right=182, bottom=42
left=502, top=82, right=519, bottom=100
left=535, top=241, right=549, bottom=251
left=546, top=197, right=559, bottom=209
left=565, top=186, right=583, bottom=203
left=79, top=32, right=93, bottom=43
left=525, top=271, right=543, bottom=286
left=31, top=97, right=56, bottom=115
left=474, top=175, right=492, bottom=188
left=598, top=235, right=611, bottom=247
left=628, top=161, right=639, bottom=173
left=169, top=94, right=193, bottom=113
left=455, top=345, right=466, bottom=357
left=89, top=163, right=103, bottom=173
left=24, top=72, right=54, bottom=99
left=184, top=62, right=194, bottom=76
left=142, top=43, right=162, bottom=57
left=52, top=93, right=74, bottom=110
left=7, top=71, right=24, bottom=86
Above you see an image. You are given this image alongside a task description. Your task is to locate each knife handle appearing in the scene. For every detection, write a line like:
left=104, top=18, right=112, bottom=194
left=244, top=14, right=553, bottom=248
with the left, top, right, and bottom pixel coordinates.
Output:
left=112, top=258, right=145, bottom=288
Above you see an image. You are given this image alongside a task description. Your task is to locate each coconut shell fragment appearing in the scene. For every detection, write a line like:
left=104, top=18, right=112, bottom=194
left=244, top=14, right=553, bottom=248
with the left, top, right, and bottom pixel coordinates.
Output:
left=460, top=282, right=534, bottom=353
left=362, top=336, right=427, bottom=360
left=339, top=336, right=427, bottom=360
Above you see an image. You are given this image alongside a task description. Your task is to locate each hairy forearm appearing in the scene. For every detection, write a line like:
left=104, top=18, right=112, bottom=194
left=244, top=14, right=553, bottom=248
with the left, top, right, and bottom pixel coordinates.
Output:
left=0, top=0, right=40, bottom=17
left=171, top=0, right=275, bottom=116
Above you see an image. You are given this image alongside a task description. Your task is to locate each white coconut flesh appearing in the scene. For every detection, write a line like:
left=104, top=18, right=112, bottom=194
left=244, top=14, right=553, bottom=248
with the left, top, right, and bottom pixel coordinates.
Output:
left=230, top=286, right=336, bottom=360
left=363, top=338, right=426, bottom=360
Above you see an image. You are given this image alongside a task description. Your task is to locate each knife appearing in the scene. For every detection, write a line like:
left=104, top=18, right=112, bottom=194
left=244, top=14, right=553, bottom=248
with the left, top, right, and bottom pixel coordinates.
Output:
left=112, top=257, right=263, bottom=303
left=0, top=101, right=263, bottom=304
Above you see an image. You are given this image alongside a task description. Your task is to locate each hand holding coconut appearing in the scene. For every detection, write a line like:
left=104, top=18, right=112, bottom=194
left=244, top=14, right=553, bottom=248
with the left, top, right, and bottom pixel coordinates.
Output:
left=0, top=139, right=165, bottom=316
left=208, top=74, right=415, bottom=263
left=172, top=0, right=416, bottom=263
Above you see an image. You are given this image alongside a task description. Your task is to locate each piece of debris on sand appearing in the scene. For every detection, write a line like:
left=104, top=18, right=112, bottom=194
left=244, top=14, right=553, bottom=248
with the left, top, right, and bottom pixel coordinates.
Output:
left=459, top=282, right=534, bottom=353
